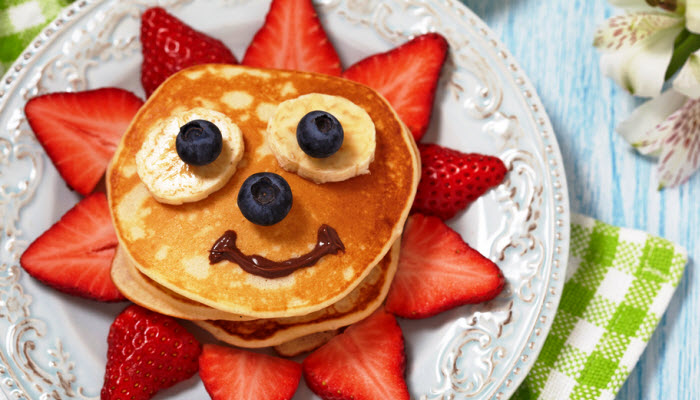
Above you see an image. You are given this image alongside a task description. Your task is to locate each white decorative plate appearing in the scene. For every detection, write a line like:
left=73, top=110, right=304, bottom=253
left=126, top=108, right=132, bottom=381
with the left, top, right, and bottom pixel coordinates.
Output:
left=0, top=0, right=570, bottom=399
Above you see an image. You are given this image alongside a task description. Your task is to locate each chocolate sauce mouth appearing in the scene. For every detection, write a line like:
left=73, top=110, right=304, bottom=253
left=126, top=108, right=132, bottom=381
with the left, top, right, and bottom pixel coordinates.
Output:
left=209, top=225, right=345, bottom=279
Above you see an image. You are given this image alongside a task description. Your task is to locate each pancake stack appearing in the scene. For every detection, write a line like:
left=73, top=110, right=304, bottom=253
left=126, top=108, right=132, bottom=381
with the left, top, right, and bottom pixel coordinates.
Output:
left=107, top=64, right=419, bottom=352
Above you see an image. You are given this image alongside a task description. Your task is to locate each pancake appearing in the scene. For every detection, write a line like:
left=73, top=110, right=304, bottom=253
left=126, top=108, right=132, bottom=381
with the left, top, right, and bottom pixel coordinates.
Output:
left=107, top=64, right=419, bottom=318
left=111, top=246, right=254, bottom=321
left=273, top=330, right=339, bottom=357
left=194, top=240, right=399, bottom=348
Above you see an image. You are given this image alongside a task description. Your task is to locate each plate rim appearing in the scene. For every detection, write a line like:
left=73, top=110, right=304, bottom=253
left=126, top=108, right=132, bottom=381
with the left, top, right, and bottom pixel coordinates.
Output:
left=436, top=1, right=571, bottom=397
left=0, top=0, right=571, bottom=399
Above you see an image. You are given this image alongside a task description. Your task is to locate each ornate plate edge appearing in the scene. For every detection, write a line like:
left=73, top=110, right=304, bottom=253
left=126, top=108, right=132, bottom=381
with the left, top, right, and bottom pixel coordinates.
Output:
left=437, top=1, right=571, bottom=398
left=0, top=1, right=571, bottom=399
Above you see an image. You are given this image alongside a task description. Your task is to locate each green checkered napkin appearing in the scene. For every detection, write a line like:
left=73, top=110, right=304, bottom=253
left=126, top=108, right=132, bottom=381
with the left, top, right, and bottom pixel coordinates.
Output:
left=1, top=2, right=691, bottom=399
left=514, top=213, right=687, bottom=400
left=0, top=0, right=71, bottom=76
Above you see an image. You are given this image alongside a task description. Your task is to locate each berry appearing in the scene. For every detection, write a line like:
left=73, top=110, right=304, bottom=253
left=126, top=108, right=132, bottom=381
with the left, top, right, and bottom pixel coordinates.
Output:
left=412, top=143, right=508, bottom=220
left=243, top=0, right=341, bottom=75
left=385, top=214, right=505, bottom=319
left=199, top=344, right=302, bottom=400
left=101, top=305, right=201, bottom=400
left=343, top=33, right=448, bottom=141
left=296, top=110, right=344, bottom=158
left=24, top=88, right=143, bottom=196
left=237, top=172, right=293, bottom=226
left=302, top=309, right=409, bottom=400
left=141, top=7, right=238, bottom=97
left=176, top=119, right=223, bottom=165
left=19, top=193, right=125, bottom=302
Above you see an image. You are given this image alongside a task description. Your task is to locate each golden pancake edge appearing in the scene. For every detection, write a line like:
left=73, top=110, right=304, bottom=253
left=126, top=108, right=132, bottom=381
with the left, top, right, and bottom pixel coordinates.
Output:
left=107, top=64, right=419, bottom=318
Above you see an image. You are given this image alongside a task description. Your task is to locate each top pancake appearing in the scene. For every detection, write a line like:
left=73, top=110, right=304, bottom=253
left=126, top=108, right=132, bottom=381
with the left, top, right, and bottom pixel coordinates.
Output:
left=108, top=64, right=419, bottom=318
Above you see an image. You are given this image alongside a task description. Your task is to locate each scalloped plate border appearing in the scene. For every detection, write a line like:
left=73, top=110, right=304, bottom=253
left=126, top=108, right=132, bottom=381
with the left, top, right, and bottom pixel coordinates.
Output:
left=438, top=2, right=571, bottom=397
left=0, top=1, right=570, bottom=399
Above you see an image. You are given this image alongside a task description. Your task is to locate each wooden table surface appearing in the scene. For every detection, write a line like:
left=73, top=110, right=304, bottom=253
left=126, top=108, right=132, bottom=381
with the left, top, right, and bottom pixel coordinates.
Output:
left=461, top=0, right=700, bottom=398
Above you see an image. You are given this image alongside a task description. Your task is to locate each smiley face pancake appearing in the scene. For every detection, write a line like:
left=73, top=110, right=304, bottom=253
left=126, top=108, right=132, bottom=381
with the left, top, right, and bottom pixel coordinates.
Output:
left=110, top=246, right=254, bottom=322
left=194, top=240, right=399, bottom=348
left=110, top=239, right=399, bottom=348
left=107, top=64, right=419, bottom=318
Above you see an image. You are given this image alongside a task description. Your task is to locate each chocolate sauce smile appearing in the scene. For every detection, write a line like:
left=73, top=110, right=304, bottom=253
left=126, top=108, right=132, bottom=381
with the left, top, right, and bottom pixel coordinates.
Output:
left=209, top=225, right=345, bottom=278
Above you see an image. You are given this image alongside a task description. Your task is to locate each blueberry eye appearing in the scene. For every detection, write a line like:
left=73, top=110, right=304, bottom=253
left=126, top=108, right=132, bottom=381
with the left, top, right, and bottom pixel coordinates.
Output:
left=237, top=172, right=293, bottom=226
left=296, top=110, right=344, bottom=158
left=176, top=119, right=223, bottom=166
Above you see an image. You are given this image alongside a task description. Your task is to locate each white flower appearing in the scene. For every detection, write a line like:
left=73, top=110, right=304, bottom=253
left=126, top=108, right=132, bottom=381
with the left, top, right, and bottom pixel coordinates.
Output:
left=594, top=1, right=700, bottom=187
left=594, top=11, right=684, bottom=97
left=608, top=0, right=658, bottom=11
left=617, top=89, right=700, bottom=187
left=686, top=0, right=700, bottom=32
left=673, top=51, right=700, bottom=97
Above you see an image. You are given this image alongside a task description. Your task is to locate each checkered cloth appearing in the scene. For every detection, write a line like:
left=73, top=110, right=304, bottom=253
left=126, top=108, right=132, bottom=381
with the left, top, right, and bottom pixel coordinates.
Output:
left=0, top=0, right=71, bottom=75
left=0, top=1, right=690, bottom=399
left=514, top=214, right=687, bottom=399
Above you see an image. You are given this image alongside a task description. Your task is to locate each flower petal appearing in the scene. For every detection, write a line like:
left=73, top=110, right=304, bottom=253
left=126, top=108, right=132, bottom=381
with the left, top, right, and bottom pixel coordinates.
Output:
left=673, top=52, right=700, bottom=97
left=598, top=14, right=683, bottom=96
left=608, top=0, right=658, bottom=11
left=686, top=0, right=700, bottom=33
left=617, top=89, right=688, bottom=156
left=594, top=12, right=682, bottom=52
left=653, top=98, right=700, bottom=187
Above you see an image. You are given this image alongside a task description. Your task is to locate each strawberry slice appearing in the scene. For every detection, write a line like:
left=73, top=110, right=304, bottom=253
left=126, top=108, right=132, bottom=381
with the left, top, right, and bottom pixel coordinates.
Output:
left=303, top=309, right=409, bottom=400
left=242, top=0, right=342, bottom=76
left=199, top=344, right=302, bottom=400
left=412, top=143, right=508, bottom=220
left=25, top=88, right=143, bottom=196
left=385, top=214, right=505, bottom=319
left=101, top=305, right=201, bottom=400
left=342, top=33, right=448, bottom=141
left=19, top=193, right=124, bottom=301
left=141, top=7, right=238, bottom=96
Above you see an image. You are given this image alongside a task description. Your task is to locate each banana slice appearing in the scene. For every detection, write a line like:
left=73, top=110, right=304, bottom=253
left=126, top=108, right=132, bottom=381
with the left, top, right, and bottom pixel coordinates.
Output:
left=266, top=93, right=376, bottom=183
left=135, top=108, right=244, bottom=205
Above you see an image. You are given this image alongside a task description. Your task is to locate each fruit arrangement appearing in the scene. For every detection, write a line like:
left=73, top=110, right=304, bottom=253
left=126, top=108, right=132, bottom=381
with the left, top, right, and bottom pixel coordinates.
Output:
left=20, top=1, right=509, bottom=399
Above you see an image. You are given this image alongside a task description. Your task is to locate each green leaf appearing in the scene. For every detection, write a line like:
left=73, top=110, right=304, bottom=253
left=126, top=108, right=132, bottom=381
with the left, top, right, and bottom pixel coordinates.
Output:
left=674, top=28, right=690, bottom=48
left=665, top=29, right=700, bottom=79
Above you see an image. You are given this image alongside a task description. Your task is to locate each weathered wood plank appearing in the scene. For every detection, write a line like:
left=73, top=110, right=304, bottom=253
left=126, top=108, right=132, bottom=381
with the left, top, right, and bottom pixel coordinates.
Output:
left=460, top=0, right=700, bottom=398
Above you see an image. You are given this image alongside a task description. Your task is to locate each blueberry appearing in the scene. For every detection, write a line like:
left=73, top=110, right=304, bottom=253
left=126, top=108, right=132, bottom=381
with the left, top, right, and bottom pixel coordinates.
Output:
left=176, top=119, right=223, bottom=166
left=237, top=172, right=293, bottom=226
left=296, top=110, right=344, bottom=158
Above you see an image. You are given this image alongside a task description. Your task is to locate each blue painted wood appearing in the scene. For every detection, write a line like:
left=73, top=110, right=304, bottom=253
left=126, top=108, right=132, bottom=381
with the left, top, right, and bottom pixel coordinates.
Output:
left=459, top=0, right=700, bottom=399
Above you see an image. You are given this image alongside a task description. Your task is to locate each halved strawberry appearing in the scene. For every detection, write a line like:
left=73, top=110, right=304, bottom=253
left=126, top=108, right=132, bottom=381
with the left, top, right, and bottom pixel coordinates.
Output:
left=102, top=305, right=201, bottom=400
left=242, top=0, right=341, bottom=76
left=303, top=309, right=408, bottom=400
left=342, top=33, right=448, bottom=141
left=25, top=88, right=143, bottom=196
left=141, top=7, right=238, bottom=96
left=412, top=143, right=508, bottom=220
left=199, top=344, right=302, bottom=400
left=19, top=193, right=124, bottom=301
left=385, top=214, right=505, bottom=319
